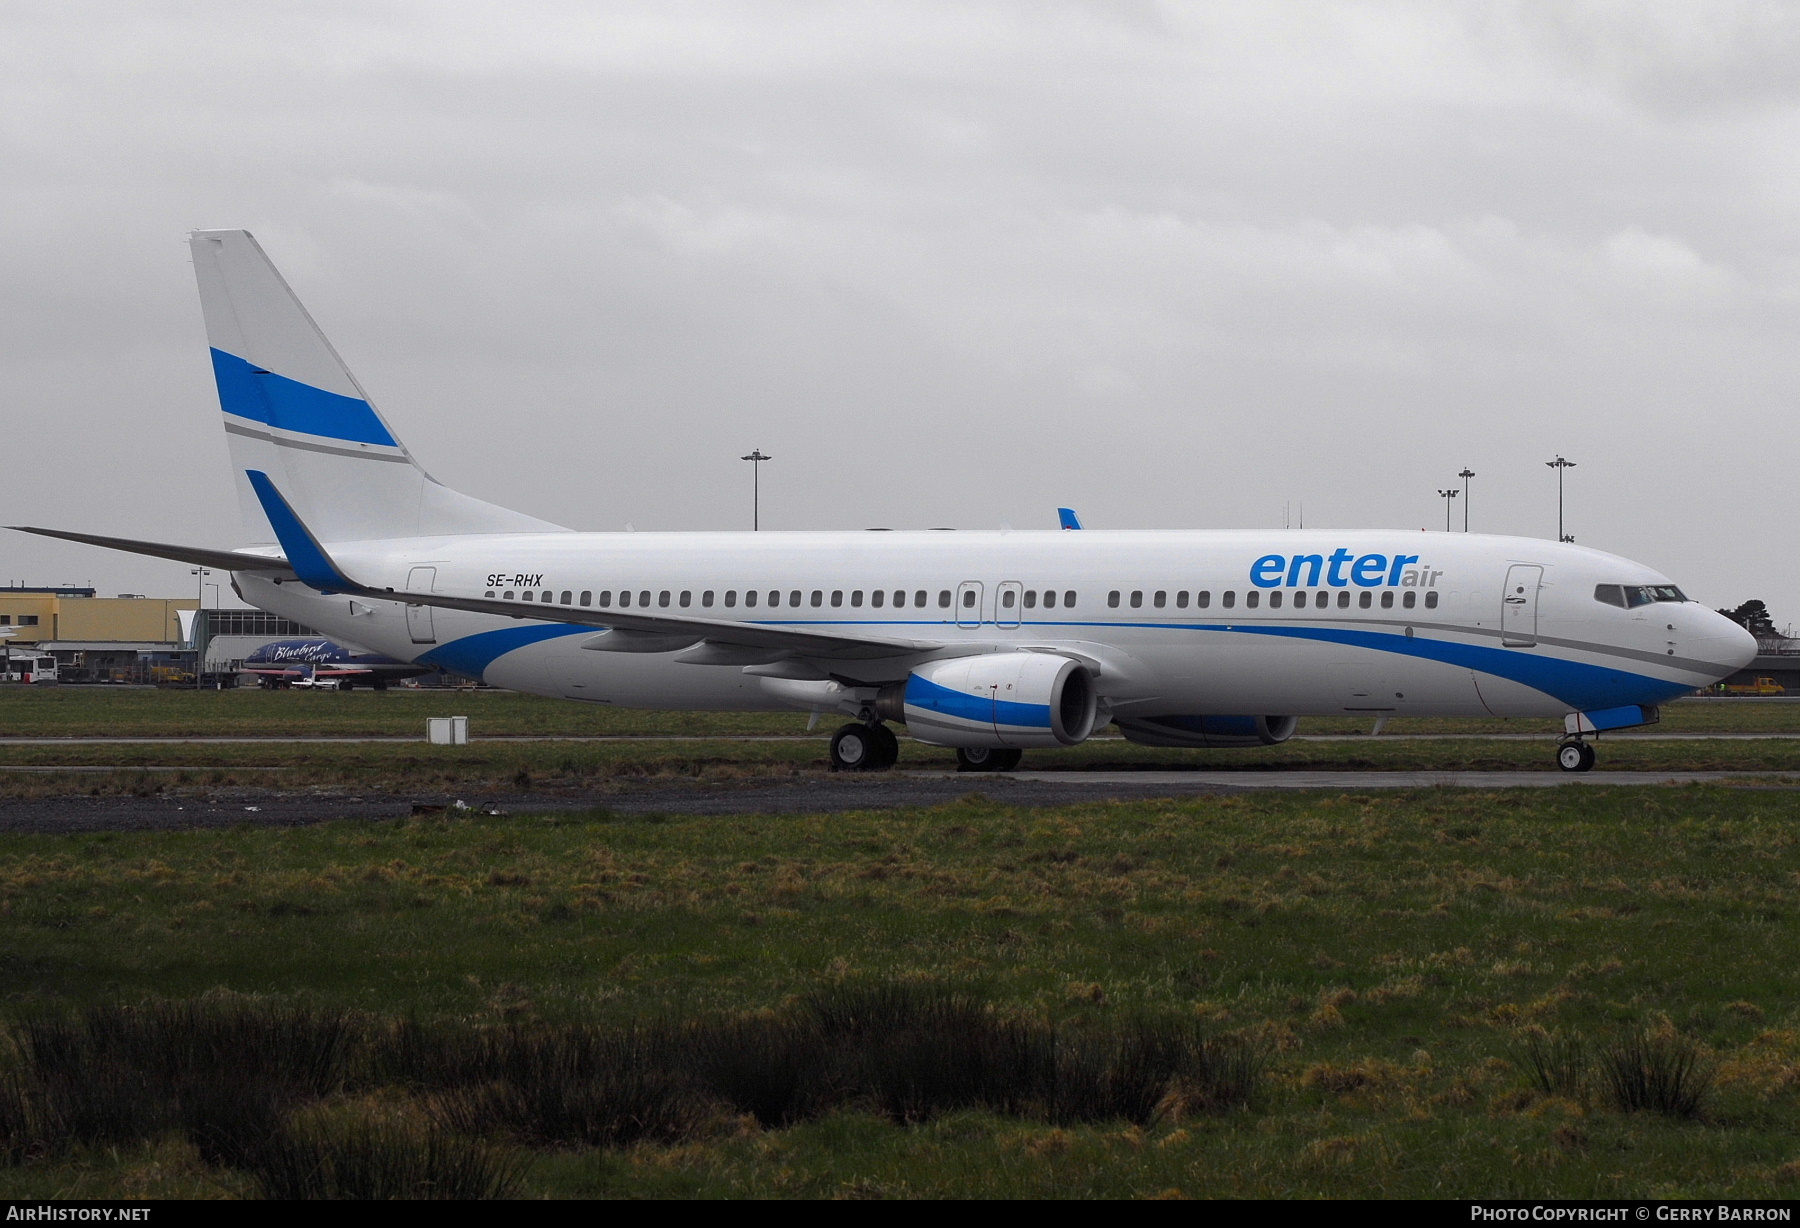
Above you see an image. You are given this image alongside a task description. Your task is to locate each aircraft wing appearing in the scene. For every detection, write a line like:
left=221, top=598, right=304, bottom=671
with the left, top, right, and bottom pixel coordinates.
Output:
left=8, top=526, right=292, bottom=574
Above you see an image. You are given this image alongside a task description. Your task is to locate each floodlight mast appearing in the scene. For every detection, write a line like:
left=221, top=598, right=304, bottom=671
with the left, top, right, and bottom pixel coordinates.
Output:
left=1545, top=456, right=1576, bottom=542
left=1437, top=488, right=1459, bottom=532
left=1458, top=468, right=1475, bottom=532
left=740, top=450, right=772, bottom=531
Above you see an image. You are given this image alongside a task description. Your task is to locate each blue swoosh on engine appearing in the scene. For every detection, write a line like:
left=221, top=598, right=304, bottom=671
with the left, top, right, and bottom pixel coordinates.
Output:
left=904, top=673, right=1052, bottom=729
left=211, top=349, right=397, bottom=447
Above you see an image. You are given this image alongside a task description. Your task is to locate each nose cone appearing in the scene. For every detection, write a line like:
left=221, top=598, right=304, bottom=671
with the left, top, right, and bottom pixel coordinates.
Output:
left=1706, top=611, right=1759, bottom=675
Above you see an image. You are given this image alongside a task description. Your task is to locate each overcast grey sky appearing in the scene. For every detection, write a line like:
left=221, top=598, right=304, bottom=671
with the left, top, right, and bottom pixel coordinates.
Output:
left=3, top=2, right=1797, bottom=620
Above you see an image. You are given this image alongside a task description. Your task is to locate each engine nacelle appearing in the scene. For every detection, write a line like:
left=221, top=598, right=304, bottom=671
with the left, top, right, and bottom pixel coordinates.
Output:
left=901, top=653, right=1098, bottom=749
left=1115, top=714, right=1298, bottom=748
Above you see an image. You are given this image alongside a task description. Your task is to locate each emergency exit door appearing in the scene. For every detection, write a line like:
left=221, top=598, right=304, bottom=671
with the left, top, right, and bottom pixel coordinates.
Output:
left=406, top=567, right=437, bottom=644
left=1501, top=564, right=1542, bottom=647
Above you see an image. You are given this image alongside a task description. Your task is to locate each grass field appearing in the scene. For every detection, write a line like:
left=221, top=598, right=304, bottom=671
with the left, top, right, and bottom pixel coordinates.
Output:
left=3, top=787, right=1800, bottom=1197
left=4, top=688, right=1800, bottom=1198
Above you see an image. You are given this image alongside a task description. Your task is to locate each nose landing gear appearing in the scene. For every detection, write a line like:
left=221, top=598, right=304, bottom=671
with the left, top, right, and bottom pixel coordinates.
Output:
left=957, top=747, right=1023, bottom=773
left=1556, top=738, right=1596, bottom=773
left=830, top=721, right=900, bottom=772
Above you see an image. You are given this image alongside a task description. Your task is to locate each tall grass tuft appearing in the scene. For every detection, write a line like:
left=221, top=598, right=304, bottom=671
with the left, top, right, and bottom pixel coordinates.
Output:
left=1598, top=1028, right=1715, bottom=1118
left=428, top=1025, right=716, bottom=1147
left=13, top=996, right=354, bottom=1160
left=1520, top=1030, right=1590, bottom=1099
left=247, top=1111, right=527, bottom=1200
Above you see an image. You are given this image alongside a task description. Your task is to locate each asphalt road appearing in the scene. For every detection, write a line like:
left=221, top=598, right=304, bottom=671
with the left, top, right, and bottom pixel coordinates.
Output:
left=1, top=769, right=1795, bottom=833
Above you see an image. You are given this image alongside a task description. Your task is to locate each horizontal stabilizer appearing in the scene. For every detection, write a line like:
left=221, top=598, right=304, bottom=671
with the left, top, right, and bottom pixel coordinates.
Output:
left=7, top=526, right=291, bottom=574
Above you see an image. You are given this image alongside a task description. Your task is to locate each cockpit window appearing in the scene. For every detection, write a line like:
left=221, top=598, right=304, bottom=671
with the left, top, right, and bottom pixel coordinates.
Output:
left=1597, top=583, right=1686, bottom=609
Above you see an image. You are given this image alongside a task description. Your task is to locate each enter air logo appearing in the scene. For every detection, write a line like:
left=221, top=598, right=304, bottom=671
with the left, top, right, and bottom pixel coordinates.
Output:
left=1249, top=550, right=1443, bottom=589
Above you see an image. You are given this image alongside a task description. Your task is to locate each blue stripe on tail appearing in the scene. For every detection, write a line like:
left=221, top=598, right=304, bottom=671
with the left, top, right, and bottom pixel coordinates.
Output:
left=211, top=348, right=397, bottom=447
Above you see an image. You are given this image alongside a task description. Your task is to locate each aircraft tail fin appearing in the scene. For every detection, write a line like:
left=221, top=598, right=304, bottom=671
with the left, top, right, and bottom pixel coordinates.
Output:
left=189, top=230, right=566, bottom=544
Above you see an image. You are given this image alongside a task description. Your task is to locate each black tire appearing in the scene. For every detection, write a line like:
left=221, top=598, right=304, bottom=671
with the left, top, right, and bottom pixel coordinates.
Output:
left=831, top=723, right=877, bottom=771
left=1557, top=741, right=1594, bottom=773
left=957, top=746, right=1023, bottom=773
left=866, top=723, right=900, bottom=770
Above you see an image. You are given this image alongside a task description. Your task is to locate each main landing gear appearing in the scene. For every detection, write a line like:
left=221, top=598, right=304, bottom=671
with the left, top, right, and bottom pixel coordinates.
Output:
left=957, top=747, right=1023, bottom=773
left=1556, top=737, right=1596, bottom=773
left=830, top=722, right=899, bottom=772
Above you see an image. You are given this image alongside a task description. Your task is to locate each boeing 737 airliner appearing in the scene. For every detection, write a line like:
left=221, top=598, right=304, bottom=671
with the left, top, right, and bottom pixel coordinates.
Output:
left=11, top=231, right=1758, bottom=772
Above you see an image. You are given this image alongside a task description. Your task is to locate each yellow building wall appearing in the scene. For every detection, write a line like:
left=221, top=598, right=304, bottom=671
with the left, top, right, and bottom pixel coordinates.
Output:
left=0, top=596, right=197, bottom=644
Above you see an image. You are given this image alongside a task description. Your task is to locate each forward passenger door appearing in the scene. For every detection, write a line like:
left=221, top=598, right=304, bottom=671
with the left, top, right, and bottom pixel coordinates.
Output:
left=1501, top=565, right=1542, bottom=648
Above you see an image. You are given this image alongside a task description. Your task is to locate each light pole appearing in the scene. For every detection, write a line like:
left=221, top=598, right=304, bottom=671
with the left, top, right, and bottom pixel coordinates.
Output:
left=1545, top=455, right=1576, bottom=542
left=740, top=449, right=772, bottom=531
left=1437, top=488, right=1460, bottom=532
left=1457, top=468, right=1474, bottom=532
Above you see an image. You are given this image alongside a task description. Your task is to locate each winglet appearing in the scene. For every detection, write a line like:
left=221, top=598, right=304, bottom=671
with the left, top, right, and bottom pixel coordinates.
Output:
left=1057, top=508, right=1083, bottom=531
left=243, top=469, right=359, bottom=592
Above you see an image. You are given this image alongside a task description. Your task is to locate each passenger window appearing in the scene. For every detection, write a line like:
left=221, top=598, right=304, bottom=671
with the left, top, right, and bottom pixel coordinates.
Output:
left=1246, top=591, right=1260, bottom=609
left=680, top=591, right=692, bottom=608
left=1199, top=591, right=1212, bottom=609
left=560, top=591, right=572, bottom=605
left=579, top=591, right=591, bottom=606
left=639, top=591, right=650, bottom=607
left=1358, top=592, right=1371, bottom=609
left=522, top=591, right=535, bottom=602
left=872, top=590, right=885, bottom=608
left=1001, top=590, right=1015, bottom=609
left=659, top=591, right=671, bottom=607
left=1024, top=591, right=1037, bottom=609
left=598, top=591, right=611, bottom=607
left=1594, top=585, right=1627, bottom=608
left=894, top=591, right=905, bottom=607
left=1425, top=591, right=1438, bottom=609
left=616, top=591, right=627, bottom=607
left=503, top=591, right=516, bottom=600
left=1402, top=591, right=1416, bottom=609
left=768, top=591, right=779, bottom=607
left=1130, top=591, right=1143, bottom=608
left=790, top=591, right=801, bottom=607
left=486, top=590, right=496, bottom=597
left=1269, top=591, right=1283, bottom=609
left=1337, top=591, right=1349, bottom=609
left=1175, top=591, right=1188, bottom=609
left=1108, top=591, right=1121, bottom=608
left=852, top=591, right=864, bottom=607
left=961, top=590, right=975, bottom=608
left=1380, top=592, right=1394, bottom=609
left=811, top=591, right=823, bottom=607
left=1151, top=591, right=1164, bottom=608
left=745, top=591, right=757, bottom=608
left=915, top=590, right=927, bottom=607
left=1064, top=591, right=1076, bottom=608
left=702, top=591, right=714, bottom=607
left=725, top=591, right=737, bottom=607
left=939, top=590, right=951, bottom=608
left=832, top=591, right=844, bottom=607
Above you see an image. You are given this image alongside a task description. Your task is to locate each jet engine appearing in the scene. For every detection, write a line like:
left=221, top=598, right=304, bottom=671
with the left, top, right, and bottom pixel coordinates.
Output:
left=897, top=653, right=1098, bottom=749
left=1114, top=714, right=1298, bottom=748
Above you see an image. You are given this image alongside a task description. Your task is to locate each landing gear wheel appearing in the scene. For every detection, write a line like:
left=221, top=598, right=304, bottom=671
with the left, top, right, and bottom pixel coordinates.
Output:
left=1557, top=740, right=1596, bottom=773
left=831, top=723, right=878, bottom=772
left=865, top=722, right=900, bottom=771
left=957, top=746, right=1023, bottom=773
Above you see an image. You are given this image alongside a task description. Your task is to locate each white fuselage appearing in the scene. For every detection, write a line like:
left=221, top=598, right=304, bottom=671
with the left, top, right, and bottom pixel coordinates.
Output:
left=233, top=528, right=1757, bottom=723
